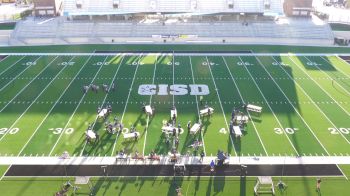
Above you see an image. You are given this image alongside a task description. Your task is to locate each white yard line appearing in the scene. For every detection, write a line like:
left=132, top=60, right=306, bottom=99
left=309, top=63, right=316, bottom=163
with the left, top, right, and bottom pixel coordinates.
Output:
left=222, top=57, right=271, bottom=155
left=1, top=155, right=350, bottom=165
left=0, top=56, right=52, bottom=113
left=289, top=56, right=350, bottom=116
left=79, top=55, right=125, bottom=156
left=336, top=164, right=349, bottom=180
left=17, top=56, right=91, bottom=157
left=0, top=56, right=25, bottom=77
left=304, top=56, right=350, bottom=96
left=0, top=56, right=66, bottom=143
left=48, top=56, right=108, bottom=156
left=142, top=55, right=158, bottom=156
left=205, top=56, right=237, bottom=156
left=254, top=56, right=331, bottom=156
left=0, top=55, right=9, bottom=64
left=172, top=52, right=175, bottom=105
left=189, top=56, right=207, bottom=155
left=111, top=55, right=142, bottom=156
left=271, top=56, right=350, bottom=145
left=0, top=164, right=11, bottom=181
left=0, top=56, right=41, bottom=92
left=323, top=56, right=350, bottom=79
left=238, top=56, right=299, bottom=156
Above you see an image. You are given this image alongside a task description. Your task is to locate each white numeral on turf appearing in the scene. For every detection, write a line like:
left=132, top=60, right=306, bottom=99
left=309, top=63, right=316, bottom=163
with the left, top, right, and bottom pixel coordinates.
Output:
left=272, top=62, right=288, bottom=66
left=237, top=62, right=251, bottom=66
left=328, top=127, right=350, bottom=135
left=202, top=62, right=217, bottom=66
left=274, top=127, right=299, bottom=135
left=49, top=128, right=74, bottom=135
left=306, top=62, right=319, bottom=66
left=24, top=62, right=36, bottom=66
left=167, top=62, right=180, bottom=66
left=95, top=62, right=110, bottom=66
left=0, top=128, right=19, bottom=134
left=59, top=62, right=75, bottom=66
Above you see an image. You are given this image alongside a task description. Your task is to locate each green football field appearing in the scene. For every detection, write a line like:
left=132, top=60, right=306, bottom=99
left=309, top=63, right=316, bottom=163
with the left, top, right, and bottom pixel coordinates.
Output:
left=0, top=52, right=349, bottom=158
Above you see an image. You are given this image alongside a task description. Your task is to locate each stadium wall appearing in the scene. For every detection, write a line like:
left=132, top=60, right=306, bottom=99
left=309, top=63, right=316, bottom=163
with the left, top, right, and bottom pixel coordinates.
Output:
left=0, top=30, right=10, bottom=46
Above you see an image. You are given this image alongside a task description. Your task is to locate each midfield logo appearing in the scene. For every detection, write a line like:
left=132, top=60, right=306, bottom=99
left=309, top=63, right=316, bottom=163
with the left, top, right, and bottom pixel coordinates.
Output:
left=138, top=84, right=210, bottom=96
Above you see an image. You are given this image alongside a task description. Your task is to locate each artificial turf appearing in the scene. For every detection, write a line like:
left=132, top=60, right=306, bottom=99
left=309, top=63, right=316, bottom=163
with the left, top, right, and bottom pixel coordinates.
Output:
left=0, top=45, right=350, bottom=196
left=0, top=53, right=349, bottom=157
left=0, top=176, right=349, bottom=196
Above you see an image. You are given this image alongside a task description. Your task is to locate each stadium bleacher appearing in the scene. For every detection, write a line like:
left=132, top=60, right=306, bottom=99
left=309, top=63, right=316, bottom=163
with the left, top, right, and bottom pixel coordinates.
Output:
left=11, top=15, right=334, bottom=45
left=8, top=0, right=334, bottom=45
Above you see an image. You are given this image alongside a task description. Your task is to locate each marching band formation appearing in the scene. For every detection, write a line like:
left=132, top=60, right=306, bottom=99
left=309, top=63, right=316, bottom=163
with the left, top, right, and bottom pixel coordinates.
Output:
left=82, top=83, right=262, bottom=157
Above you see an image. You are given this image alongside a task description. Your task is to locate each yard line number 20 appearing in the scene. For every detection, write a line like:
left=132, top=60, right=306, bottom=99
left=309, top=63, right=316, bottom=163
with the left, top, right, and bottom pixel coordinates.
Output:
left=0, top=128, right=19, bottom=135
left=328, top=127, right=350, bottom=135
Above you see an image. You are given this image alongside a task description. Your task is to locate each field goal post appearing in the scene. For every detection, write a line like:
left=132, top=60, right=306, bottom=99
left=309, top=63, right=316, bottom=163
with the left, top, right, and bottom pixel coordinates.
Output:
left=73, top=176, right=94, bottom=195
left=254, top=176, right=275, bottom=195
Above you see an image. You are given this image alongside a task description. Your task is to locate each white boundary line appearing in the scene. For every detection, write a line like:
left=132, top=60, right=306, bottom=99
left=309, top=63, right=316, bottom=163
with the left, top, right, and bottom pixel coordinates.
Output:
left=288, top=56, right=350, bottom=116
left=0, top=56, right=40, bottom=92
left=0, top=56, right=64, bottom=143
left=1, top=52, right=350, bottom=57
left=79, top=55, right=125, bottom=156
left=48, top=56, right=108, bottom=156
left=0, top=175, right=345, bottom=178
left=1, top=156, right=350, bottom=165
left=17, top=56, right=92, bottom=156
left=111, top=55, right=142, bottom=156
left=222, top=57, right=269, bottom=156
left=189, top=56, right=207, bottom=155
left=205, top=56, right=237, bottom=156
left=270, top=56, right=350, bottom=145
left=253, top=56, right=331, bottom=156
left=142, top=55, right=158, bottom=156
left=0, top=56, right=49, bottom=113
left=0, top=56, right=25, bottom=78
left=304, top=56, right=350, bottom=96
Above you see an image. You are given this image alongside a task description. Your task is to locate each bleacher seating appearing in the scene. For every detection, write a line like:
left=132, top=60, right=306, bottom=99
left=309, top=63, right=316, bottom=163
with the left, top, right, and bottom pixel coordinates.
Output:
left=11, top=16, right=334, bottom=45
